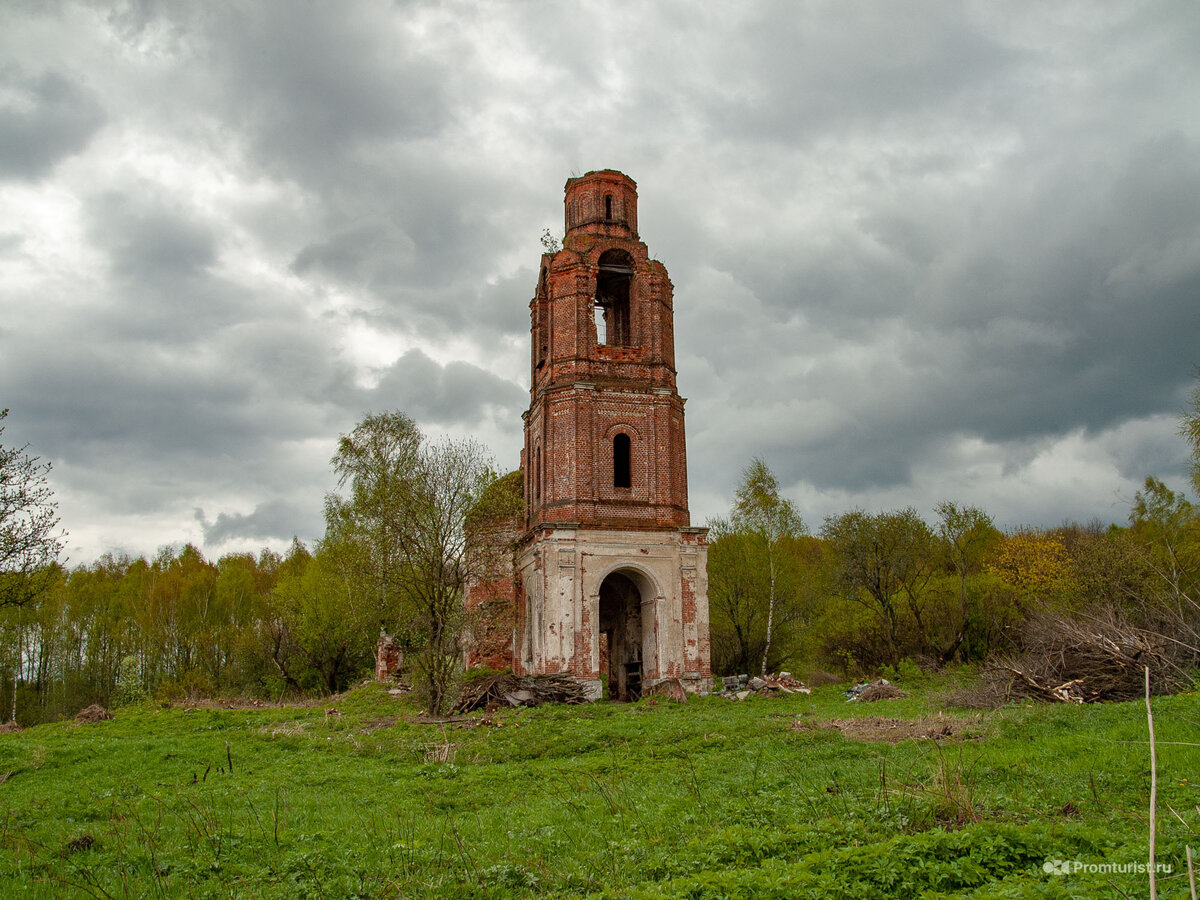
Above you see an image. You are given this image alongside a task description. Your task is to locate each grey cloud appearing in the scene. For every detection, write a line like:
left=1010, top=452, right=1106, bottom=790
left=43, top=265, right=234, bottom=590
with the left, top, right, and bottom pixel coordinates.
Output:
left=292, top=221, right=417, bottom=283
left=197, top=498, right=311, bottom=545
left=369, top=349, right=526, bottom=429
left=0, top=67, right=105, bottom=180
left=703, top=5, right=1018, bottom=143
left=202, top=3, right=451, bottom=179
left=79, top=190, right=255, bottom=345
left=3, top=0, right=1198, bottom=559
left=675, top=121, right=1200, bottom=499
left=87, top=191, right=216, bottom=280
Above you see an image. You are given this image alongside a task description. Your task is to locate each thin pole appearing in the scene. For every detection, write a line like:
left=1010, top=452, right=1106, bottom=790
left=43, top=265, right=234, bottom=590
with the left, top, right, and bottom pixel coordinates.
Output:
left=1146, top=666, right=1158, bottom=900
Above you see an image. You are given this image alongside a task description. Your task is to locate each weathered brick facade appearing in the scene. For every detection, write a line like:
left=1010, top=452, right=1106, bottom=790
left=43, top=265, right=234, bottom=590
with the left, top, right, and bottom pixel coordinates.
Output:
left=513, top=170, right=712, bottom=699
left=462, top=521, right=522, bottom=671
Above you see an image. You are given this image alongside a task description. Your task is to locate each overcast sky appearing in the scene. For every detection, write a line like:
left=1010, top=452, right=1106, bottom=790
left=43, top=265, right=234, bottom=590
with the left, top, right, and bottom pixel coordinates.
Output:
left=2, top=1, right=1198, bottom=564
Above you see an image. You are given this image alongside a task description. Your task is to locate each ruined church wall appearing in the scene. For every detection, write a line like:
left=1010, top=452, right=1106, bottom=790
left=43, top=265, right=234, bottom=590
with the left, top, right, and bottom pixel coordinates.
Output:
left=513, top=526, right=711, bottom=693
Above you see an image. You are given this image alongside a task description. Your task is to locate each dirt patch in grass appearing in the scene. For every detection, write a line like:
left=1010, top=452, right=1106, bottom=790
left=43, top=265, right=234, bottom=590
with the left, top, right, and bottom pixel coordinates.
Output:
left=0, top=721, right=23, bottom=734
left=795, top=715, right=984, bottom=744
left=169, top=696, right=324, bottom=711
left=408, top=714, right=507, bottom=729
left=360, top=716, right=399, bottom=733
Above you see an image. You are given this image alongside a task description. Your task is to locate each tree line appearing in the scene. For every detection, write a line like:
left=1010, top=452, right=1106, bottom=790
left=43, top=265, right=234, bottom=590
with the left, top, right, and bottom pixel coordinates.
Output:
left=707, top=464, right=1199, bottom=681
left=0, top=411, right=516, bottom=723
left=1, top=375, right=1198, bottom=722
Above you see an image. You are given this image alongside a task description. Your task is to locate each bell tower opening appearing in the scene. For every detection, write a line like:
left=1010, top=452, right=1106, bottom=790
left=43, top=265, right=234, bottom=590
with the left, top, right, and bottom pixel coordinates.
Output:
left=598, top=571, right=643, bottom=701
left=595, top=249, right=633, bottom=347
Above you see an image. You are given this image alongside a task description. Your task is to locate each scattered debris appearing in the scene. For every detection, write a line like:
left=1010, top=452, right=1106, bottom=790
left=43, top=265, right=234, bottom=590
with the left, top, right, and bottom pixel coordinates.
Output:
left=73, top=705, right=113, bottom=724
left=454, top=673, right=590, bottom=713
left=422, top=737, right=456, bottom=763
left=998, top=672, right=1094, bottom=704
left=844, top=679, right=904, bottom=702
left=717, top=672, right=812, bottom=700
left=0, top=721, right=23, bottom=734
left=643, top=678, right=689, bottom=702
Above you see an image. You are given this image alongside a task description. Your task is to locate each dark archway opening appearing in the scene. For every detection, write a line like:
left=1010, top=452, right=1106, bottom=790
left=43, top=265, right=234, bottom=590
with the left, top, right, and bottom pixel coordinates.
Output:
left=595, top=249, right=633, bottom=347
left=598, top=572, right=643, bottom=701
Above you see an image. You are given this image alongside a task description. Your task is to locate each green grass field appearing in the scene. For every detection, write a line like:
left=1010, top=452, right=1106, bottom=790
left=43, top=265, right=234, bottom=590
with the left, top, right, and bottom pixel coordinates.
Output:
left=0, top=677, right=1197, bottom=898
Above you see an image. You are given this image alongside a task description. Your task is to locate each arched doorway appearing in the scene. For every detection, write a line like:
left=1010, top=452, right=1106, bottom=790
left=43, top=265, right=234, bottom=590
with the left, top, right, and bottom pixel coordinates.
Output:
left=598, top=571, right=644, bottom=701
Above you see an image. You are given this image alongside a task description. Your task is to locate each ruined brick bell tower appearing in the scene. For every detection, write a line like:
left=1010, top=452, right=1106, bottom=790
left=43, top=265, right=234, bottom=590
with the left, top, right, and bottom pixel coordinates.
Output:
left=513, top=170, right=712, bottom=699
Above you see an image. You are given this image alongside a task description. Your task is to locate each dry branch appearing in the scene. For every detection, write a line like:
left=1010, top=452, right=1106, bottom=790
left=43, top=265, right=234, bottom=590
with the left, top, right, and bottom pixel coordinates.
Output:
left=985, top=606, right=1193, bottom=704
left=454, top=673, right=590, bottom=713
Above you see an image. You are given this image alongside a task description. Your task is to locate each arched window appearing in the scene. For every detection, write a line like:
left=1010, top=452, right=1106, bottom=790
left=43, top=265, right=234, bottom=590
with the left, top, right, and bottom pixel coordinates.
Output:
left=613, top=434, right=631, bottom=489
left=535, top=446, right=542, bottom=503
left=604, top=194, right=613, bottom=220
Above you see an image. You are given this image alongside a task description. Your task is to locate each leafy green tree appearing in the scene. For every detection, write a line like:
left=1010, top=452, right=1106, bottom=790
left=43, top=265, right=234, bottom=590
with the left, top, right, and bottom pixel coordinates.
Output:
left=210, top=553, right=262, bottom=691
left=0, top=409, right=66, bottom=608
left=1057, top=521, right=1154, bottom=611
left=935, top=501, right=999, bottom=661
left=328, top=412, right=505, bottom=714
left=821, top=507, right=937, bottom=665
left=328, top=412, right=422, bottom=623
left=249, top=539, right=312, bottom=696
left=272, top=538, right=376, bottom=694
left=1130, top=476, right=1199, bottom=606
left=708, top=458, right=811, bottom=675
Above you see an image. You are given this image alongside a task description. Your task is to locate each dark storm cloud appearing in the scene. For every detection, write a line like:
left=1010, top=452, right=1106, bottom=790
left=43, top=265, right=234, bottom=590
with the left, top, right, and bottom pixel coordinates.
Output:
left=656, top=3, right=1200, bottom=506
left=2, top=0, right=1198, bottom=557
left=0, top=67, right=105, bottom=180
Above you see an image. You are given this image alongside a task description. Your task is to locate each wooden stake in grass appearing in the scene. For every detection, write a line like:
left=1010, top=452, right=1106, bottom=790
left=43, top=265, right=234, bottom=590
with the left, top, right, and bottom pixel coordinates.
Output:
left=1187, top=845, right=1196, bottom=900
left=1146, top=665, right=1157, bottom=900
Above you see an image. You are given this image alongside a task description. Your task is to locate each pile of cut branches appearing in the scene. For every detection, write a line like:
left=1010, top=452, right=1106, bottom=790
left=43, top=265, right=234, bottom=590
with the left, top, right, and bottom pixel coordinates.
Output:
left=986, top=606, right=1194, bottom=703
left=454, top=673, right=590, bottom=713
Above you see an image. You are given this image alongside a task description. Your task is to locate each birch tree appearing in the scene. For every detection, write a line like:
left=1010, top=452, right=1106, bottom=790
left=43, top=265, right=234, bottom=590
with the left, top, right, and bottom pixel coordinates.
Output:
left=709, top=458, right=808, bottom=676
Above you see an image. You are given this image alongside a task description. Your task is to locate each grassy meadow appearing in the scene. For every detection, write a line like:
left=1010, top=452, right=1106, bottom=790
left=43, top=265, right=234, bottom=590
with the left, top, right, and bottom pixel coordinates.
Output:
left=0, top=676, right=1197, bottom=898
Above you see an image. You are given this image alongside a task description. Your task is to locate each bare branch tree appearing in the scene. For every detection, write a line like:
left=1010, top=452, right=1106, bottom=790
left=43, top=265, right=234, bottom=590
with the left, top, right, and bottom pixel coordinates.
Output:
left=0, top=409, right=66, bottom=607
